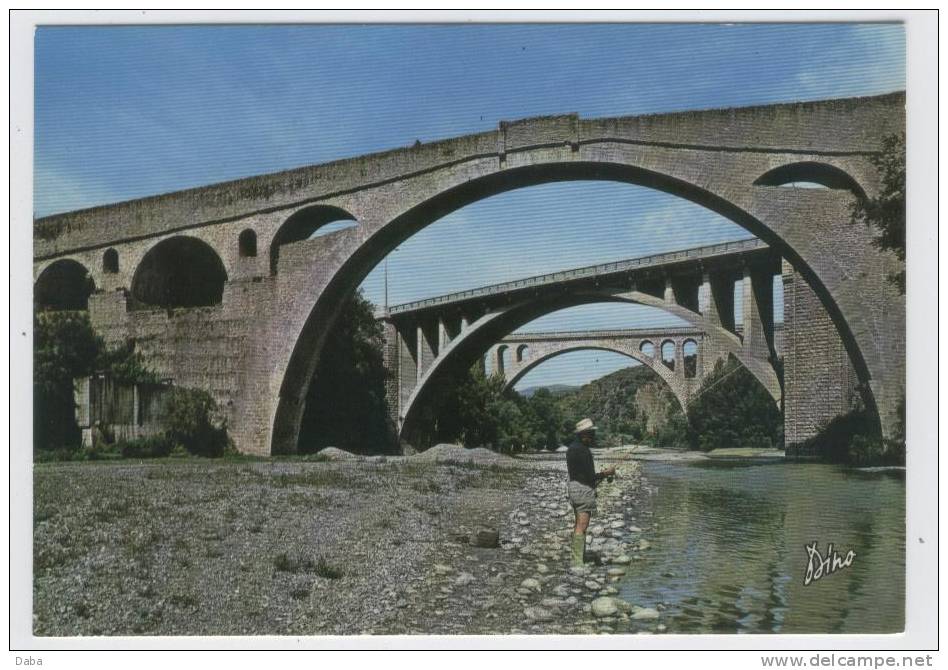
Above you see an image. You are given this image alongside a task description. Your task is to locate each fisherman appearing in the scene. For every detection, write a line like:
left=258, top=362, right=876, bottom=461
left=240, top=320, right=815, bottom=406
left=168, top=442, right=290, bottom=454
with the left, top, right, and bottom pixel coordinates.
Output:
left=566, top=418, right=616, bottom=568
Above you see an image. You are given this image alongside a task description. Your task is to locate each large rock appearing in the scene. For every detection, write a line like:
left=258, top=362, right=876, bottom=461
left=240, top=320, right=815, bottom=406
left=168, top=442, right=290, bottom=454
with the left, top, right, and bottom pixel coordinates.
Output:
left=520, top=578, right=542, bottom=593
left=631, top=606, right=660, bottom=620
left=591, top=597, right=619, bottom=618
left=455, top=572, right=476, bottom=586
left=470, top=528, right=500, bottom=548
left=524, top=606, right=555, bottom=622
left=315, top=447, right=362, bottom=461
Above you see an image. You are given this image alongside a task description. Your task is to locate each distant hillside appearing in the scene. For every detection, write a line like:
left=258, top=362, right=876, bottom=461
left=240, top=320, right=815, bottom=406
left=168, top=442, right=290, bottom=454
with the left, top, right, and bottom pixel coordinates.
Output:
left=517, top=383, right=579, bottom=398
left=555, top=365, right=679, bottom=446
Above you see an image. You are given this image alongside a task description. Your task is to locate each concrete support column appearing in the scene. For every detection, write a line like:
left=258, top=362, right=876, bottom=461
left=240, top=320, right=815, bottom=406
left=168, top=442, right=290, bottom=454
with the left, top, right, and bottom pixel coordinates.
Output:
left=663, top=274, right=674, bottom=304
left=438, top=318, right=449, bottom=352
left=382, top=320, right=412, bottom=428
left=416, top=322, right=437, bottom=381
left=460, top=315, right=470, bottom=331
left=705, top=270, right=736, bottom=332
left=674, top=340, right=684, bottom=377
left=742, top=265, right=775, bottom=361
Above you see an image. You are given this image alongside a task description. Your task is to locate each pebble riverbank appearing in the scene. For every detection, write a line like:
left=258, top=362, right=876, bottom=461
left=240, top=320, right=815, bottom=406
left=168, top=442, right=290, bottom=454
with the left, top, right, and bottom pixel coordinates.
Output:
left=33, top=447, right=666, bottom=636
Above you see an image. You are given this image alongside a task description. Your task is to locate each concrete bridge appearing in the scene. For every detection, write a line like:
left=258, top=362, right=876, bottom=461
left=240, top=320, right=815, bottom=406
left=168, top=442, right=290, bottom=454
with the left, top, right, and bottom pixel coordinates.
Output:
left=378, top=238, right=786, bottom=438
left=33, top=93, right=904, bottom=454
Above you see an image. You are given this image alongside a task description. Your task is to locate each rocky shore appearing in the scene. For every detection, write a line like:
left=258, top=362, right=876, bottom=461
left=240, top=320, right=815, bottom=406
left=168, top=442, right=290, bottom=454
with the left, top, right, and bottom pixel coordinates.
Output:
left=33, top=446, right=665, bottom=636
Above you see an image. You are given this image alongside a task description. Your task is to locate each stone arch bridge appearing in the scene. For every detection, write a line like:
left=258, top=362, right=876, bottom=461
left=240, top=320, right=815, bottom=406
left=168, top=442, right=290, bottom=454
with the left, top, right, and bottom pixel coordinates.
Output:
left=491, top=327, right=711, bottom=412
left=32, top=93, right=904, bottom=454
left=490, top=323, right=785, bottom=410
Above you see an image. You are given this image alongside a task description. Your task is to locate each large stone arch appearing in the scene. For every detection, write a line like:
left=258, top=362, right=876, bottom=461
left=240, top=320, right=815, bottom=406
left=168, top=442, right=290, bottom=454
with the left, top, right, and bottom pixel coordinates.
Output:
left=503, top=344, right=688, bottom=414
left=268, top=149, right=895, bottom=453
left=34, top=258, right=96, bottom=311
left=130, top=235, right=228, bottom=310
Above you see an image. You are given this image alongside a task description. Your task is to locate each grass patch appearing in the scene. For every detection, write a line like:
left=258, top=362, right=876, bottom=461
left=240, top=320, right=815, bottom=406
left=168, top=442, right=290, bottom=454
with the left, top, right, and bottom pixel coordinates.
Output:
left=205, top=546, right=225, bottom=559
left=290, top=586, right=311, bottom=600
left=273, top=552, right=315, bottom=574
left=169, top=592, right=198, bottom=609
left=409, top=479, right=442, bottom=494
left=272, top=552, right=343, bottom=579
left=314, top=557, right=344, bottom=580
left=273, top=469, right=365, bottom=489
left=122, top=527, right=163, bottom=560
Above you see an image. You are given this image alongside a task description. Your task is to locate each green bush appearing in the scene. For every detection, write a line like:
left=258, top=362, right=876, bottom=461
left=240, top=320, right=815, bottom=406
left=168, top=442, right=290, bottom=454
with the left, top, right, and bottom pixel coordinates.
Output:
left=652, top=411, right=694, bottom=450
left=119, top=435, right=175, bottom=459
left=794, top=399, right=903, bottom=466
left=164, top=388, right=230, bottom=457
left=847, top=435, right=905, bottom=467
left=797, top=406, right=881, bottom=463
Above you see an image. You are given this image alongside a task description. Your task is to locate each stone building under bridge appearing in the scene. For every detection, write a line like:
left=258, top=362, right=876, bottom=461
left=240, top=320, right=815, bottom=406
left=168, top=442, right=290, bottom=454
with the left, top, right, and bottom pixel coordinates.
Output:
left=74, top=374, right=171, bottom=447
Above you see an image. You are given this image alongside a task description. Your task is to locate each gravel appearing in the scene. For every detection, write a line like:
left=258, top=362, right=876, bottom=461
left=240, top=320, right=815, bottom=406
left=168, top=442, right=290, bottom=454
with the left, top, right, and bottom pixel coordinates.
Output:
left=33, top=451, right=665, bottom=636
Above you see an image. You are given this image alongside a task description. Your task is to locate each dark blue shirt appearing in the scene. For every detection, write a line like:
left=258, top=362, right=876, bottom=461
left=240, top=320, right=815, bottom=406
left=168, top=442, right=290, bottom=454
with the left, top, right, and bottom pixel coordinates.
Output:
left=566, top=436, right=602, bottom=488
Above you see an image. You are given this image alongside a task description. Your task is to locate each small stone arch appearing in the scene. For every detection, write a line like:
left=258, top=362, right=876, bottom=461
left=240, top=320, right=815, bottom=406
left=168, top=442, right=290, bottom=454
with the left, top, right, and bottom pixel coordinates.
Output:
left=34, top=259, right=96, bottom=311
left=683, top=339, right=699, bottom=378
left=495, top=345, right=510, bottom=374
left=516, top=344, right=530, bottom=363
left=131, top=236, right=228, bottom=310
left=753, top=161, right=866, bottom=197
left=239, top=229, right=257, bottom=258
left=102, top=248, right=119, bottom=274
left=639, top=340, right=655, bottom=358
left=660, top=340, right=676, bottom=370
left=270, top=204, right=358, bottom=274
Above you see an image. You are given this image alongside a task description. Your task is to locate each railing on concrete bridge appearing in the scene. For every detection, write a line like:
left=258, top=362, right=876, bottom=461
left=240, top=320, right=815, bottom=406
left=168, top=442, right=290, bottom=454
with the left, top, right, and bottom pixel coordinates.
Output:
left=385, top=237, right=768, bottom=316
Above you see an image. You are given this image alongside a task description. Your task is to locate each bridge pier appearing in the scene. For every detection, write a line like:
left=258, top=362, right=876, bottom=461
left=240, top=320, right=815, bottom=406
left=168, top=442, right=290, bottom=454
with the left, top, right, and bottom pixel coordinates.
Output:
left=782, top=263, right=862, bottom=446
left=743, top=263, right=777, bottom=363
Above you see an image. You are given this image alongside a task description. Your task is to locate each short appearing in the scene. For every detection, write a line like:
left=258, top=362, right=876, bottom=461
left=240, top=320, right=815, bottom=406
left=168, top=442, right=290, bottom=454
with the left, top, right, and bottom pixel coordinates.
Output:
left=567, top=480, right=597, bottom=515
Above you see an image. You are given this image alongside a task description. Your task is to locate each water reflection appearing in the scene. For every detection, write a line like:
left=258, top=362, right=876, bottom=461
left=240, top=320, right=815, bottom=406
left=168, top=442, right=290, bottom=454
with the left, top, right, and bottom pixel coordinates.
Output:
left=619, top=461, right=904, bottom=633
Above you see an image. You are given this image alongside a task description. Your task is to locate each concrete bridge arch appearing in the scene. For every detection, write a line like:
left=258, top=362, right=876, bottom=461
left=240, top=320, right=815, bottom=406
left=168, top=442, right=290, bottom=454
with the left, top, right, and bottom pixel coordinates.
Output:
left=392, top=286, right=782, bottom=443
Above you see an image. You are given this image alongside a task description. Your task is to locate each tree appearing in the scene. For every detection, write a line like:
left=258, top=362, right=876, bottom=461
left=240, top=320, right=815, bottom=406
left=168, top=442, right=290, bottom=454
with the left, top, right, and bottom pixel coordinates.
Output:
left=685, top=356, right=783, bottom=451
left=851, top=132, right=905, bottom=293
left=298, top=290, right=394, bottom=454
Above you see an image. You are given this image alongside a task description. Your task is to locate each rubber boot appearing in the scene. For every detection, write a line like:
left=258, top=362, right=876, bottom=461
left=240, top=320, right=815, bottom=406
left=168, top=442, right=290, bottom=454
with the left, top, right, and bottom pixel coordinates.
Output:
left=570, top=533, right=586, bottom=568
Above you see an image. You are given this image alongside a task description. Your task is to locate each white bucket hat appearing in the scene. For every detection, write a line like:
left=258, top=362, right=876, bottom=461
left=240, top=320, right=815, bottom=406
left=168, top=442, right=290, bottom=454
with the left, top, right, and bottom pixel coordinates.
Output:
left=574, top=418, right=597, bottom=434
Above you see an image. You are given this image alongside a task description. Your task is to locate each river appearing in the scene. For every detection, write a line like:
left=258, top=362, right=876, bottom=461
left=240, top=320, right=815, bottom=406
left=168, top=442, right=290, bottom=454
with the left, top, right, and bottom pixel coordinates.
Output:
left=618, top=459, right=905, bottom=634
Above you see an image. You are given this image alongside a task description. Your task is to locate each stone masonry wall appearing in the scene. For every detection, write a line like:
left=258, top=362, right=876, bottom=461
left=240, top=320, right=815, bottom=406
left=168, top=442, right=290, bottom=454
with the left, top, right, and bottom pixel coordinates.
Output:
left=782, top=262, right=860, bottom=446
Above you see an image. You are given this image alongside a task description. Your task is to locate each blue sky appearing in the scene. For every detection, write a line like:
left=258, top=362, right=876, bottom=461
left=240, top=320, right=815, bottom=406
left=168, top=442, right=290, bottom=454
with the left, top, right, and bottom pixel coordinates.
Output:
left=34, top=23, right=905, bottom=389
